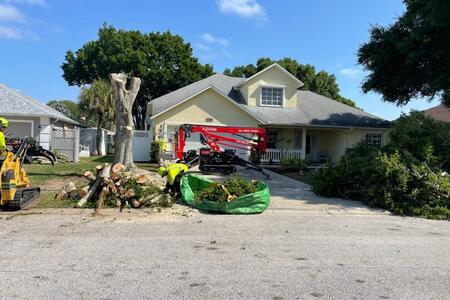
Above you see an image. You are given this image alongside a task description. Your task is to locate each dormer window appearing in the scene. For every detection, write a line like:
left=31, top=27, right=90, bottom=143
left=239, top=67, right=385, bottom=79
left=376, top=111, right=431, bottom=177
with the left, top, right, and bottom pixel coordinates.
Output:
left=260, top=86, right=284, bottom=107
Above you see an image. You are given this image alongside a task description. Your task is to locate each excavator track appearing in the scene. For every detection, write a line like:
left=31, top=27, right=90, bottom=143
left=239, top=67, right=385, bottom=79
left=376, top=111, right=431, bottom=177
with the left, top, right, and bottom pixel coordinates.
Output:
left=1, top=188, right=40, bottom=211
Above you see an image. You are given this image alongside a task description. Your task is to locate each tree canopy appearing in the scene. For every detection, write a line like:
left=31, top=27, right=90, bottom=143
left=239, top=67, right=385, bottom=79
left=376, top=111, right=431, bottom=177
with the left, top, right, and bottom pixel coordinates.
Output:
left=358, top=0, right=450, bottom=106
left=61, top=25, right=213, bottom=129
left=47, top=100, right=82, bottom=122
left=224, top=57, right=356, bottom=107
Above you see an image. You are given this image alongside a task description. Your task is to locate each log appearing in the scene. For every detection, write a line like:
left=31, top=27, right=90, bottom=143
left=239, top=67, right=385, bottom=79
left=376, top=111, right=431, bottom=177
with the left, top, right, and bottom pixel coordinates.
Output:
left=78, top=186, right=89, bottom=198
left=99, top=165, right=112, bottom=179
left=112, top=163, right=125, bottom=173
left=96, top=165, right=104, bottom=171
left=135, top=174, right=149, bottom=185
left=103, top=178, right=111, bottom=186
left=115, top=180, right=122, bottom=187
left=76, top=178, right=102, bottom=208
left=64, top=182, right=77, bottom=193
left=110, top=172, right=121, bottom=181
left=84, top=171, right=96, bottom=182
left=124, top=189, right=135, bottom=198
left=55, top=190, right=68, bottom=201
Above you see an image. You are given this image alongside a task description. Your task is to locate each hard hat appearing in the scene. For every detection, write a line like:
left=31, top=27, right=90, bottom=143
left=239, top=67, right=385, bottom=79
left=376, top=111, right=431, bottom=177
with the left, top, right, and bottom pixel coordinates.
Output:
left=158, top=166, right=167, bottom=177
left=0, top=117, right=8, bottom=129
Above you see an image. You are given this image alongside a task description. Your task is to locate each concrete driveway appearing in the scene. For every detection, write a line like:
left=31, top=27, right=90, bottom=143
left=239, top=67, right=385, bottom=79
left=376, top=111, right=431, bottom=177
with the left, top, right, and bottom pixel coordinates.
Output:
left=0, top=168, right=449, bottom=299
left=196, top=167, right=380, bottom=215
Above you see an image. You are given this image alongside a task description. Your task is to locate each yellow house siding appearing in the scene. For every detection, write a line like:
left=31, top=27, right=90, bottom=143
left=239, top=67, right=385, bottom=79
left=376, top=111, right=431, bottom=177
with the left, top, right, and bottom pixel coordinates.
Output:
left=238, top=67, right=300, bottom=108
left=152, top=88, right=258, bottom=137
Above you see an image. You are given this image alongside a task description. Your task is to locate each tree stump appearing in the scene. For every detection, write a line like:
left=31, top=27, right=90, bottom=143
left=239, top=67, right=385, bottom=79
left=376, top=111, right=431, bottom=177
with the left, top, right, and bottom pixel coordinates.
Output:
left=109, top=73, right=142, bottom=167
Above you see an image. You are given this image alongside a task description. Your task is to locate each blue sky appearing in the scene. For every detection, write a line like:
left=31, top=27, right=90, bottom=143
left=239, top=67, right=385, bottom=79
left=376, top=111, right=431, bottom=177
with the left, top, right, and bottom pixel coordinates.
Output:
left=0, top=0, right=439, bottom=120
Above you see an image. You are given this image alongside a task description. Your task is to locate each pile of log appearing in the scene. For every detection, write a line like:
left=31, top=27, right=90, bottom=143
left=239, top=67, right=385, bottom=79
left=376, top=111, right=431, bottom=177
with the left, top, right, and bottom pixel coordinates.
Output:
left=54, top=163, right=172, bottom=211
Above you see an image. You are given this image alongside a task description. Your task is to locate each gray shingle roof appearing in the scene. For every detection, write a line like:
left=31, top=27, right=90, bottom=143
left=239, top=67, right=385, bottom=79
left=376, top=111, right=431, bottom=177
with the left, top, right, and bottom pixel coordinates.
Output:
left=243, top=91, right=390, bottom=128
left=0, top=83, right=78, bottom=125
left=149, top=73, right=390, bottom=129
left=150, top=73, right=245, bottom=115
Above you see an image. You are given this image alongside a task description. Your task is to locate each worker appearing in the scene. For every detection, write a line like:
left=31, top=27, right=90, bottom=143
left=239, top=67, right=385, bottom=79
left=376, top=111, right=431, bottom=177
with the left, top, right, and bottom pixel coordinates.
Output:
left=158, top=162, right=189, bottom=197
left=0, top=117, right=8, bottom=158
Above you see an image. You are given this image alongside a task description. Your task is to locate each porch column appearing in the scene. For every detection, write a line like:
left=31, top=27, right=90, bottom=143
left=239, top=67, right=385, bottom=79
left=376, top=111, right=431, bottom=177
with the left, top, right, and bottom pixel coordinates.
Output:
left=301, top=128, right=307, bottom=159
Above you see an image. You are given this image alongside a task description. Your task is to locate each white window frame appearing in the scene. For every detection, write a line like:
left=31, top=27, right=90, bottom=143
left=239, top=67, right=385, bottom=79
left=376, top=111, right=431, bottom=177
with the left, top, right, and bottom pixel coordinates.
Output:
left=259, top=85, right=285, bottom=107
left=365, top=132, right=382, bottom=146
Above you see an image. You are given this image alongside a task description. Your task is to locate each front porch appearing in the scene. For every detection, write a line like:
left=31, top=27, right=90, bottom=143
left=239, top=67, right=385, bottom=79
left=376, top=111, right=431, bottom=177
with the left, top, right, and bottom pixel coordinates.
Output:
left=260, top=126, right=378, bottom=164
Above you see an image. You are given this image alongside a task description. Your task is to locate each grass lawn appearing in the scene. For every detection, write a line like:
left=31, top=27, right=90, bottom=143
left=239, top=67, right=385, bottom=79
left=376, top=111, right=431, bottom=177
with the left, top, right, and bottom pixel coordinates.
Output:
left=23, top=156, right=159, bottom=208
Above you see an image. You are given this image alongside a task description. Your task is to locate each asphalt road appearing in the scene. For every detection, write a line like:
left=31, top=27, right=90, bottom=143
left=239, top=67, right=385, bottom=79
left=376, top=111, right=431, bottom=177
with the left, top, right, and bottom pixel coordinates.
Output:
left=0, top=169, right=449, bottom=299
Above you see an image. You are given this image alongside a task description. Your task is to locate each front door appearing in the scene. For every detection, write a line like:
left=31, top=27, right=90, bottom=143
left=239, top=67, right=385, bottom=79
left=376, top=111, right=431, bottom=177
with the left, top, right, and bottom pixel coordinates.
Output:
left=305, top=134, right=316, bottom=161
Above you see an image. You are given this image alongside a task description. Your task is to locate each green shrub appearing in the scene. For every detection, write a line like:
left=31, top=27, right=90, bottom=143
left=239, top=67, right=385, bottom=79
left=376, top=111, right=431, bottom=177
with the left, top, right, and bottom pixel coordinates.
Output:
left=312, top=142, right=450, bottom=220
left=279, top=157, right=308, bottom=172
left=150, top=141, right=161, bottom=163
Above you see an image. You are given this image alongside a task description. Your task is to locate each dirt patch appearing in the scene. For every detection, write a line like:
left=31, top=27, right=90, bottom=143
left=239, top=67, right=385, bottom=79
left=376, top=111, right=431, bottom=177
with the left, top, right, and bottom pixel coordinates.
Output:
left=40, top=177, right=82, bottom=192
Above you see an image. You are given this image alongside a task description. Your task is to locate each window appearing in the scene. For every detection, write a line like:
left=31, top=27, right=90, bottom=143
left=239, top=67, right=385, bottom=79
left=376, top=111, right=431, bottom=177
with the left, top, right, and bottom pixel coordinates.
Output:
left=267, top=130, right=278, bottom=149
left=261, top=87, right=283, bottom=107
left=365, top=133, right=382, bottom=145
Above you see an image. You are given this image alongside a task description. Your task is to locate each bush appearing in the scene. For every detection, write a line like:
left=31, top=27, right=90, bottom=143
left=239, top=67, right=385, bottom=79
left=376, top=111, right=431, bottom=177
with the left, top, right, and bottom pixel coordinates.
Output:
left=312, top=142, right=450, bottom=220
left=150, top=141, right=161, bottom=163
left=279, top=157, right=308, bottom=172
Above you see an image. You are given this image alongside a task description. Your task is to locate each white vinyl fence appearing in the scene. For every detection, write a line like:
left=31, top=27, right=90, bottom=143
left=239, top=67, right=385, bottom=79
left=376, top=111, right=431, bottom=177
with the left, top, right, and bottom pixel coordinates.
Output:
left=132, top=130, right=152, bottom=162
left=50, top=127, right=80, bottom=162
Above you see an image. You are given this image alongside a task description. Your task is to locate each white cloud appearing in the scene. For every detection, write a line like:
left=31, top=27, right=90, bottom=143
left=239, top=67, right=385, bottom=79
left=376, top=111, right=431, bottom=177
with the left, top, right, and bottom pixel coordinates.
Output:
left=0, top=25, right=22, bottom=38
left=201, top=32, right=229, bottom=46
left=195, top=42, right=212, bottom=52
left=0, top=4, right=24, bottom=22
left=217, top=0, right=265, bottom=19
left=339, top=68, right=362, bottom=79
left=5, top=0, right=46, bottom=6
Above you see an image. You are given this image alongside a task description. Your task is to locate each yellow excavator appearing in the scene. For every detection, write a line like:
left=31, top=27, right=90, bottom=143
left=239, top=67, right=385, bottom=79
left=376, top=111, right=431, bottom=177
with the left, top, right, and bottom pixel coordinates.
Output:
left=0, top=138, right=56, bottom=210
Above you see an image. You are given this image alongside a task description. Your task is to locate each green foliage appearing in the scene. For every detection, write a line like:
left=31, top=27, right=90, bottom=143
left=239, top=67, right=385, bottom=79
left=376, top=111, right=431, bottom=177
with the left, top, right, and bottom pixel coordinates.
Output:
left=358, top=0, right=450, bottom=106
left=47, top=100, right=86, bottom=124
left=224, top=57, right=356, bottom=107
left=62, top=24, right=213, bottom=129
left=195, top=176, right=257, bottom=204
left=150, top=141, right=161, bottom=163
left=279, top=157, right=308, bottom=172
left=388, top=111, right=450, bottom=168
left=312, top=141, right=450, bottom=220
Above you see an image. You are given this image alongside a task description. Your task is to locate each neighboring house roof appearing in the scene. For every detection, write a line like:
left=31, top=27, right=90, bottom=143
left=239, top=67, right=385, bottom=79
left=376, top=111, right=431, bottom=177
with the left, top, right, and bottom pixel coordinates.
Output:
left=423, top=104, right=450, bottom=123
left=234, top=63, right=304, bottom=88
left=0, top=83, right=79, bottom=125
left=149, top=71, right=390, bottom=129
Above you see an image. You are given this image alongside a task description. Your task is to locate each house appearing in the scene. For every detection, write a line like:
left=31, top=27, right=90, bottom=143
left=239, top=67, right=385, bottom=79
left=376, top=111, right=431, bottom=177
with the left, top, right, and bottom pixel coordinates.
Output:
left=0, top=83, right=80, bottom=160
left=147, top=64, right=390, bottom=163
left=423, top=104, right=450, bottom=123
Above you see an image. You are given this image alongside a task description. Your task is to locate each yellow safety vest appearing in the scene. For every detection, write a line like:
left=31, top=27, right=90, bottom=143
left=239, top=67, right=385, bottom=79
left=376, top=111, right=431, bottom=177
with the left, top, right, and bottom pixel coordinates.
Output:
left=0, top=131, right=5, bottom=153
left=166, top=163, right=188, bottom=185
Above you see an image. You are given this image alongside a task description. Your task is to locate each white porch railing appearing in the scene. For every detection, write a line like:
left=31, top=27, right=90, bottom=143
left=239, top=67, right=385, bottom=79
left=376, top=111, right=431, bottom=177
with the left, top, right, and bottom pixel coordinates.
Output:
left=261, top=149, right=304, bottom=163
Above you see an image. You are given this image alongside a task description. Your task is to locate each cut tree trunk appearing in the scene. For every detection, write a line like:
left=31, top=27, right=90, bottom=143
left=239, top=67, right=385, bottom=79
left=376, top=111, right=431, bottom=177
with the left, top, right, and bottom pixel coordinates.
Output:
left=109, top=73, right=142, bottom=167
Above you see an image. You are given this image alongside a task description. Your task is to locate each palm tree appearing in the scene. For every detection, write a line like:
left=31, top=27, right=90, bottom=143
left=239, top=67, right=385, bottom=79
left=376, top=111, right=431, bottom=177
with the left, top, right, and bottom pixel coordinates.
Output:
left=79, top=79, right=114, bottom=155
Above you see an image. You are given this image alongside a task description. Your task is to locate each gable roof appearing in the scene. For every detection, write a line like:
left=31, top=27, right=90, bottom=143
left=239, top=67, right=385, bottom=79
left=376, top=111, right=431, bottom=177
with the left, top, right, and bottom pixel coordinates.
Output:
left=0, top=83, right=79, bottom=125
left=148, top=66, right=389, bottom=129
left=149, top=73, right=245, bottom=116
left=151, top=85, right=263, bottom=123
left=234, top=63, right=304, bottom=88
left=423, top=104, right=450, bottom=123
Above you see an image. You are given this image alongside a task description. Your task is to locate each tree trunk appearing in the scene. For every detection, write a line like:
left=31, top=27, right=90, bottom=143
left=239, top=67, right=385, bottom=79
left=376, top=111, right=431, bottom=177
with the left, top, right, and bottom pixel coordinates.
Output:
left=109, top=73, right=142, bottom=166
left=96, top=111, right=103, bottom=155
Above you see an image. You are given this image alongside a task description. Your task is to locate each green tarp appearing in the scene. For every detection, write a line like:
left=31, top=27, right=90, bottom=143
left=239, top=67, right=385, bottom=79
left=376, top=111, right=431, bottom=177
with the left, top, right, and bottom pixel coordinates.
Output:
left=180, top=174, right=270, bottom=214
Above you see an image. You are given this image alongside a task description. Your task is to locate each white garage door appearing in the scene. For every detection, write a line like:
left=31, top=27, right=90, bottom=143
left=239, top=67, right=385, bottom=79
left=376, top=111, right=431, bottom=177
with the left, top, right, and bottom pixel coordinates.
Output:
left=8, top=120, right=33, bottom=138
